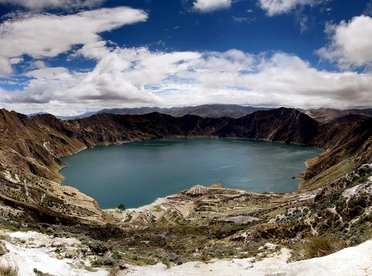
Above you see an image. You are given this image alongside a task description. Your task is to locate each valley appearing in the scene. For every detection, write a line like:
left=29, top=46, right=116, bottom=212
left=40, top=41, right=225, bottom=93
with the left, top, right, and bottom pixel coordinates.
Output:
left=0, top=107, right=371, bottom=273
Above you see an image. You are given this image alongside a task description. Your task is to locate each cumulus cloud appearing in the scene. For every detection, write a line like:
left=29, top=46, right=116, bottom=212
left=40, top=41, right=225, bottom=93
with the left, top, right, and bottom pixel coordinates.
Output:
left=2, top=46, right=371, bottom=115
left=258, top=0, right=321, bottom=16
left=0, top=0, right=104, bottom=10
left=0, top=7, right=148, bottom=75
left=0, top=4, right=370, bottom=115
left=193, top=0, right=231, bottom=13
left=316, top=15, right=372, bottom=69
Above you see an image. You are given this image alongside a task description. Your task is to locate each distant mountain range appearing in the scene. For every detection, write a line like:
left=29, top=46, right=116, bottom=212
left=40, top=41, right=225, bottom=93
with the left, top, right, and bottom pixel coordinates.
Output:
left=56, top=104, right=372, bottom=123
left=98, top=104, right=270, bottom=119
left=57, top=104, right=269, bottom=120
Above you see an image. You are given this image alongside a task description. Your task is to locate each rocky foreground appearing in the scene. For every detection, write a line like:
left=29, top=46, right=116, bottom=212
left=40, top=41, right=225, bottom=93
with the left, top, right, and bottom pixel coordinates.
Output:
left=0, top=107, right=371, bottom=273
left=0, top=229, right=371, bottom=275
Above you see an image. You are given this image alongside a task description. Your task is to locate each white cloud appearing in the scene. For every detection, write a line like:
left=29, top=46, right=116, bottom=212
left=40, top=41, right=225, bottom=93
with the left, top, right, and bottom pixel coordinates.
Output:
left=0, top=7, right=148, bottom=75
left=316, top=15, right=372, bottom=68
left=2, top=46, right=371, bottom=115
left=258, top=0, right=320, bottom=16
left=0, top=5, right=370, bottom=115
left=193, top=0, right=231, bottom=13
left=0, top=57, right=13, bottom=75
left=0, top=0, right=104, bottom=10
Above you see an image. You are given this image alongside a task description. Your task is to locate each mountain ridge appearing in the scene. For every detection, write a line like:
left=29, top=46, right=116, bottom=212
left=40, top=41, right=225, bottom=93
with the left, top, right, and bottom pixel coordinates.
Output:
left=94, top=104, right=269, bottom=119
left=54, top=104, right=372, bottom=122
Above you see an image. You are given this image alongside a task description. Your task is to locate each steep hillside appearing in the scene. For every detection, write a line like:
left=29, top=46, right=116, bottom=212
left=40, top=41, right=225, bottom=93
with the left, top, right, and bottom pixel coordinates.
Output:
left=302, top=114, right=372, bottom=189
left=222, top=108, right=319, bottom=145
left=0, top=110, right=102, bottom=225
left=304, top=108, right=372, bottom=123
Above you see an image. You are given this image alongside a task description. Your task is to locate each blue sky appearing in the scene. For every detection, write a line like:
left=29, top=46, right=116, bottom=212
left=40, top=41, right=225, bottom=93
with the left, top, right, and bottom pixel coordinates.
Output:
left=0, top=0, right=371, bottom=115
left=100, top=0, right=365, bottom=65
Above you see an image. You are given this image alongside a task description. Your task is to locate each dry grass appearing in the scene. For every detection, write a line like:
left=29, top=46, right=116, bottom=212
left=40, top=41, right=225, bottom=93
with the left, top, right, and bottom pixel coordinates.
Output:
left=305, top=236, right=334, bottom=258
left=301, top=159, right=355, bottom=190
left=0, top=261, right=19, bottom=276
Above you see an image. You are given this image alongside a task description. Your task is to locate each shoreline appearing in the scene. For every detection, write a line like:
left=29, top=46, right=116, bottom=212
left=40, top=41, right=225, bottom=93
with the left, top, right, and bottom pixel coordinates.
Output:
left=58, top=137, right=320, bottom=210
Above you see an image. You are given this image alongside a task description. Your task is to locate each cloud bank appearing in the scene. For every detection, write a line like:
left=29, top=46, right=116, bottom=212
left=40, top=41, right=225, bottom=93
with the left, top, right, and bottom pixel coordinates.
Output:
left=2, top=45, right=371, bottom=115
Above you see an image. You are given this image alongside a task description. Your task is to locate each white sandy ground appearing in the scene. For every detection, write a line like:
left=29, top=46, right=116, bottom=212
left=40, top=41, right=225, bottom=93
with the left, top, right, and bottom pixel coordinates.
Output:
left=125, top=241, right=372, bottom=276
left=125, top=197, right=168, bottom=212
left=0, top=231, right=371, bottom=276
left=0, top=231, right=107, bottom=276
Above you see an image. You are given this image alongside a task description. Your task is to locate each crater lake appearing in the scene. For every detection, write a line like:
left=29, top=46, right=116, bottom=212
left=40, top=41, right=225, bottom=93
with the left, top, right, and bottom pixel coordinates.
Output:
left=60, top=138, right=319, bottom=209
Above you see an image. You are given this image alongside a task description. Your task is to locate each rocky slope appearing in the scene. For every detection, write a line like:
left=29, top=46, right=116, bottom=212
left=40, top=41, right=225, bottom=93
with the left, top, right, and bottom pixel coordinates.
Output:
left=303, top=107, right=372, bottom=123
left=101, top=163, right=371, bottom=262
left=0, top=107, right=371, bottom=268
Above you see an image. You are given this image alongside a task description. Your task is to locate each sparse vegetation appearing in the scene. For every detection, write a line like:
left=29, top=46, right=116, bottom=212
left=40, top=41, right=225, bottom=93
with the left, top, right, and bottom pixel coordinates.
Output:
left=92, top=251, right=123, bottom=266
left=0, top=261, right=19, bottom=276
left=84, top=239, right=108, bottom=255
left=33, top=268, right=54, bottom=276
left=304, top=236, right=334, bottom=258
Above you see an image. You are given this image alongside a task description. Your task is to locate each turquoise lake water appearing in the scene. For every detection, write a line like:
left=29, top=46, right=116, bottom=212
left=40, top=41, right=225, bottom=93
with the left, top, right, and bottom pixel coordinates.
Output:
left=60, top=139, right=319, bottom=209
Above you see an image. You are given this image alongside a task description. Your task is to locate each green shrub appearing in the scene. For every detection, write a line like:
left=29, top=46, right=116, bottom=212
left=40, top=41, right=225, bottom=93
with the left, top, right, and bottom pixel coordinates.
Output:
left=88, top=240, right=108, bottom=255
left=117, top=203, right=126, bottom=211
left=92, top=252, right=117, bottom=266
left=33, top=268, right=54, bottom=276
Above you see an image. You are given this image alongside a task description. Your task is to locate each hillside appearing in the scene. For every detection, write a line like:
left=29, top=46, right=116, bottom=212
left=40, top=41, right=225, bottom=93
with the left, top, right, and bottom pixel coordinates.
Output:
left=303, top=108, right=372, bottom=123
left=0, top=107, right=371, bottom=268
